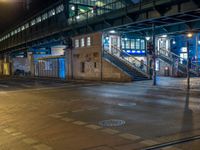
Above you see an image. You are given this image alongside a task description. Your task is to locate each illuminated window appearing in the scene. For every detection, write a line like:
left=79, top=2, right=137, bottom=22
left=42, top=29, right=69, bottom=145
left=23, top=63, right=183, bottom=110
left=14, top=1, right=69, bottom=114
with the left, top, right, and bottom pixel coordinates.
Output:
left=136, top=39, right=140, bottom=49
left=81, top=38, right=85, bottom=47
left=87, top=37, right=91, bottom=46
left=42, top=13, right=48, bottom=20
left=125, top=40, right=130, bottom=49
left=21, top=26, right=25, bottom=31
left=121, top=38, right=125, bottom=49
left=25, top=23, right=29, bottom=29
left=130, top=39, right=135, bottom=49
left=48, top=9, right=56, bottom=17
left=31, top=19, right=36, bottom=26
left=17, top=27, right=21, bottom=33
left=56, top=4, right=64, bottom=14
left=36, top=16, right=42, bottom=23
left=141, top=39, right=145, bottom=49
left=75, top=39, right=79, bottom=48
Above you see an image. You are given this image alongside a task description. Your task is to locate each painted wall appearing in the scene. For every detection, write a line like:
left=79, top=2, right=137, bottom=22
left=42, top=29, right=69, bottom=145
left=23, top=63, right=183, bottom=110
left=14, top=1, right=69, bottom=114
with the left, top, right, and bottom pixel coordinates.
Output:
left=69, top=32, right=131, bottom=81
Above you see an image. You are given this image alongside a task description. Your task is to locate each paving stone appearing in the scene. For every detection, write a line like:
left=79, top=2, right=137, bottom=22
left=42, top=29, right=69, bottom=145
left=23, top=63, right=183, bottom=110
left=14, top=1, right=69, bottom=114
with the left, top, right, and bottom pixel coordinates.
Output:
left=118, top=133, right=141, bottom=141
left=22, top=138, right=39, bottom=145
left=140, top=140, right=159, bottom=146
left=11, top=132, right=23, bottom=136
left=3, top=128, right=16, bottom=134
left=15, top=134, right=27, bottom=139
left=33, top=144, right=53, bottom=150
left=161, top=146, right=183, bottom=150
left=61, top=117, right=74, bottom=122
left=72, top=109, right=85, bottom=113
left=86, top=124, right=102, bottom=130
left=86, top=145, right=113, bottom=150
left=55, top=112, right=68, bottom=115
left=101, top=128, right=120, bottom=135
left=48, top=114, right=62, bottom=118
left=73, top=121, right=88, bottom=125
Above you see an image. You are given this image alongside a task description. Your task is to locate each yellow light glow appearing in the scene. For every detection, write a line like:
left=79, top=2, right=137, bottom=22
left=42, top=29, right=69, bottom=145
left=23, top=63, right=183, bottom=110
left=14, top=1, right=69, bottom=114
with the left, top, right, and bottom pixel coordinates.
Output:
left=187, top=33, right=193, bottom=38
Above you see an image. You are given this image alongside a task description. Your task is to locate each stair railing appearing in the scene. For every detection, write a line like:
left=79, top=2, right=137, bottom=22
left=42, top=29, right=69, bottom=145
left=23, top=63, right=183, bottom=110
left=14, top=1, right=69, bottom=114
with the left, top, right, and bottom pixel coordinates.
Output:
left=158, top=48, right=199, bottom=76
left=103, top=45, right=150, bottom=77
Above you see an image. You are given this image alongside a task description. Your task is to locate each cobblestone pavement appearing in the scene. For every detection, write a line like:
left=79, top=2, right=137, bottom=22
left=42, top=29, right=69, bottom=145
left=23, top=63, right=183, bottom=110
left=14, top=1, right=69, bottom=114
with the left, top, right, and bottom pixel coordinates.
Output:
left=0, top=77, right=199, bottom=150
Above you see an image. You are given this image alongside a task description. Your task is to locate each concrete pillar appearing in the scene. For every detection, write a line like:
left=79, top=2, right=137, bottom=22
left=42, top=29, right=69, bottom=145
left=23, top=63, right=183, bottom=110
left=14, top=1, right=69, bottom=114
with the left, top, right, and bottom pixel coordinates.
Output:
left=27, top=52, right=34, bottom=76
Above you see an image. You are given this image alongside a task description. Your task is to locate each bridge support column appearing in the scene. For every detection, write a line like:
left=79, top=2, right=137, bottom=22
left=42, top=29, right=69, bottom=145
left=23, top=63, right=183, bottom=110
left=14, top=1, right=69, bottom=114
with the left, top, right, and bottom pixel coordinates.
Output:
left=152, top=24, right=157, bottom=86
left=27, top=51, right=35, bottom=77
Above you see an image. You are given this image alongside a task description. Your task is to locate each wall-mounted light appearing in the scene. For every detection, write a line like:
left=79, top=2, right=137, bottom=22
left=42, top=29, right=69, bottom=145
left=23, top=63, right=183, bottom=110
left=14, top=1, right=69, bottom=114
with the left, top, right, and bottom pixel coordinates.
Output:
left=109, top=30, right=116, bottom=34
left=71, top=5, right=75, bottom=11
left=198, top=40, right=200, bottom=45
left=161, top=35, right=167, bottom=38
left=172, top=41, right=176, bottom=44
left=145, top=36, right=151, bottom=41
left=187, top=33, right=193, bottom=38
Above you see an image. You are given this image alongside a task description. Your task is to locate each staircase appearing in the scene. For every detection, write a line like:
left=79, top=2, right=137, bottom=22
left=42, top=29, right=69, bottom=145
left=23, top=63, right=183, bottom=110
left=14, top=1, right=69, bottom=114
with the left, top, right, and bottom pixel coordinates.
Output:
left=158, top=48, right=199, bottom=76
left=103, top=46, right=150, bottom=81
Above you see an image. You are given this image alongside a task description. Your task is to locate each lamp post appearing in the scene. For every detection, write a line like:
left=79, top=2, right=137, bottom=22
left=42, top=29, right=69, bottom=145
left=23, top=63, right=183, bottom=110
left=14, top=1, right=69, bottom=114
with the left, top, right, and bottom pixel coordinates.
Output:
left=186, top=33, right=193, bottom=90
left=152, top=24, right=156, bottom=86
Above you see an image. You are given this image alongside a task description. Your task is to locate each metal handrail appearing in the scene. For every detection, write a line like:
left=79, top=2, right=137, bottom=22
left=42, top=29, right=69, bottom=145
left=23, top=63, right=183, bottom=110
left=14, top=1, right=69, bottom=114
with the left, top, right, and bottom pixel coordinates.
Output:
left=104, top=45, right=149, bottom=77
left=158, top=48, right=199, bottom=75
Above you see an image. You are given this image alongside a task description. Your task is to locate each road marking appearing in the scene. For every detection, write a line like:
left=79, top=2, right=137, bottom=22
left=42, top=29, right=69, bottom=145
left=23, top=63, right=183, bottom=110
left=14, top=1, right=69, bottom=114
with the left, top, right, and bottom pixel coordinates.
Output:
left=119, top=133, right=141, bottom=141
left=33, top=144, right=53, bottom=150
left=73, top=121, right=87, bottom=125
left=101, top=128, right=120, bottom=135
left=61, top=117, right=74, bottom=122
left=86, top=124, right=102, bottom=130
left=22, top=138, right=39, bottom=145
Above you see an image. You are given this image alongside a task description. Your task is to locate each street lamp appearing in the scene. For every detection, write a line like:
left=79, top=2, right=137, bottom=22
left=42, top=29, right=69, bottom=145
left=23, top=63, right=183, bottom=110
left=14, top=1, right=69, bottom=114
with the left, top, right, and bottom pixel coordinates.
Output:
left=186, top=32, right=193, bottom=89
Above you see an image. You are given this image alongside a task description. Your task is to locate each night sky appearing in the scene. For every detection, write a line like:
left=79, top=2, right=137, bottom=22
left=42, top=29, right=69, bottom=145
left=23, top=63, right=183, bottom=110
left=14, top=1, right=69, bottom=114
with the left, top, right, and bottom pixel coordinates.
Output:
left=0, top=0, right=57, bottom=34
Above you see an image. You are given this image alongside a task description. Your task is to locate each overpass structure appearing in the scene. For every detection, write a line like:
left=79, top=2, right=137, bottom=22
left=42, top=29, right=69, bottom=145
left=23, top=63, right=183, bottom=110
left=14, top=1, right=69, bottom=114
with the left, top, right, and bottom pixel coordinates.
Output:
left=0, top=0, right=200, bottom=52
left=0, top=0, right=199, bottom=81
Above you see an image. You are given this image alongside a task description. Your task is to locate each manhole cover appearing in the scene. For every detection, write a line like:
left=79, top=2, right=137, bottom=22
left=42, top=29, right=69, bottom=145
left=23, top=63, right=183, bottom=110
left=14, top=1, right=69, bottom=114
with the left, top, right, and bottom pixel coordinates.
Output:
left=99, top=119, right=126, bottom=127
left=118, top=102, right=136, bottom=107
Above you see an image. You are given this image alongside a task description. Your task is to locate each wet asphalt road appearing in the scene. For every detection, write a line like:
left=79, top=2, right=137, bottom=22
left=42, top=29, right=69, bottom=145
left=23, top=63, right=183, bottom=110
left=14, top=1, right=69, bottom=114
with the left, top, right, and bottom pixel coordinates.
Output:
left=0, top=77, right=199, bottom=150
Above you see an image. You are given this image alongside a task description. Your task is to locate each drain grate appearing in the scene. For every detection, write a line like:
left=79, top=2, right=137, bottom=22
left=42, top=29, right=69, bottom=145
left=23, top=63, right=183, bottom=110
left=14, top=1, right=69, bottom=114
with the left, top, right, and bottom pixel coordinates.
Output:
left=99, top=119, right=125, bottom=127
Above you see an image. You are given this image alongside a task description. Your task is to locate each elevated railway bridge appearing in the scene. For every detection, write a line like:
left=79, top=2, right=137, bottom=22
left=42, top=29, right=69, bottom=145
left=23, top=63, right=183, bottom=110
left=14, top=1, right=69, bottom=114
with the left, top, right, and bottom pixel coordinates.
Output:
left=0, top=0, right=200, bottom=82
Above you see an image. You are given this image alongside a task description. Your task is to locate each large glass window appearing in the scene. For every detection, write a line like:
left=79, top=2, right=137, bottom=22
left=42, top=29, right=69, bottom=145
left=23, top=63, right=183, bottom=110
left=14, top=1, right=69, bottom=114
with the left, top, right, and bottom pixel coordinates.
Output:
left=136, top=39, right=140, bottom=49
left=131, top=39, right=135, bottom=49
left=125, top=40, right=130, bottom=49
left=141, top=39, right=145, bottom=49
left=121, top=39, right=125, bottom=49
